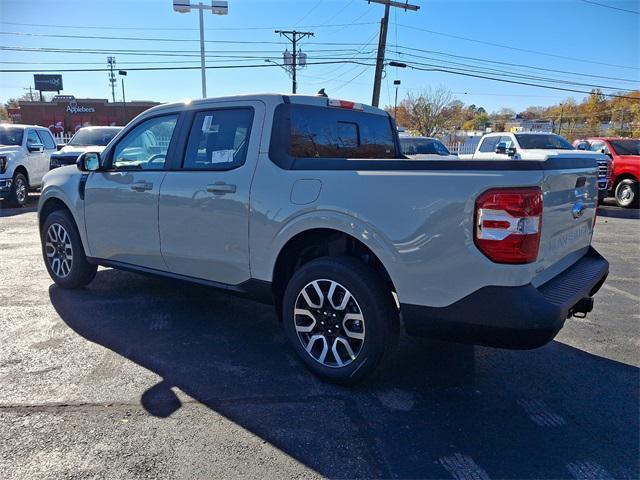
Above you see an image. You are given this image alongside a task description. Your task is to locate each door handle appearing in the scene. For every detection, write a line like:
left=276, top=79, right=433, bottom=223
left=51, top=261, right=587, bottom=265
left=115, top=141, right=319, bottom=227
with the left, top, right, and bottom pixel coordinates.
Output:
left=206, top=183, right=236, bottom=194
left=130, top=181, right=153, bottom=192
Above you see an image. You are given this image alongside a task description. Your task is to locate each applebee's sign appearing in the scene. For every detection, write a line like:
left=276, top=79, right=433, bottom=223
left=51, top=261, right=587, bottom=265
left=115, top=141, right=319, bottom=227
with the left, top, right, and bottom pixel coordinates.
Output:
left=66, top=100, right=95, bottom=114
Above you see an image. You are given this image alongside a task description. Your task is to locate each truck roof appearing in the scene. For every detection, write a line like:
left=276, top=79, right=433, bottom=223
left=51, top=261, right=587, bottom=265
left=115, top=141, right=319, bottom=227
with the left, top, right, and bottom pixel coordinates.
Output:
left=0, top=123, right=49, bottom=130
left=144, top=93, right=388, bottom=117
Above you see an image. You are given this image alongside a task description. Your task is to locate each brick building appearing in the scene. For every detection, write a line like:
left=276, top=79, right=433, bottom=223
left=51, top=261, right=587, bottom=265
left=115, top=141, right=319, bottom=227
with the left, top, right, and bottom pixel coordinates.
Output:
left=10, top=96, right=160, bottom=135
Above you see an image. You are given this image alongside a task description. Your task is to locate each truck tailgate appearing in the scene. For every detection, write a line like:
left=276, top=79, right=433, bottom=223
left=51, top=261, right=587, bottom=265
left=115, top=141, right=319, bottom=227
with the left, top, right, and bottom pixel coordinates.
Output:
left=536, top=159, right=598, bottom=275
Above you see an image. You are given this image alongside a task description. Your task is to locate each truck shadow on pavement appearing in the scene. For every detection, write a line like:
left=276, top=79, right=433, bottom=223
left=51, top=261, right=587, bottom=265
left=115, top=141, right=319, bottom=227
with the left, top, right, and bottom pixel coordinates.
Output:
left=0, top=196, right=39, bottom=217
left=49, top=269, right=639, bottom=479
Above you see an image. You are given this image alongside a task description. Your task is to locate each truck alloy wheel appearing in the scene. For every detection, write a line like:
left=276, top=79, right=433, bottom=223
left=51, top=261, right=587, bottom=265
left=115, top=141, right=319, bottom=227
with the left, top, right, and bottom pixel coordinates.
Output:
left=45, top=223, right=74, bottom=278
left=615, top=179, right=637, bottom=208
left=282, top=256, right=398, bottom=384
left=294, top=279, right=365, bottom=368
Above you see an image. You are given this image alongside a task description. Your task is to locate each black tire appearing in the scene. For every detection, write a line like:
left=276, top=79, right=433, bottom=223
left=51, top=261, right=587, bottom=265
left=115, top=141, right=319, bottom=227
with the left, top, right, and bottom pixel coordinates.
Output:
left=41, top=209, right=97, bottom=289
left=615, top=179, right=638, bottom=208
left=6, top=172, right=28, bottom=207
left=282, top=256, right=399, bottom=384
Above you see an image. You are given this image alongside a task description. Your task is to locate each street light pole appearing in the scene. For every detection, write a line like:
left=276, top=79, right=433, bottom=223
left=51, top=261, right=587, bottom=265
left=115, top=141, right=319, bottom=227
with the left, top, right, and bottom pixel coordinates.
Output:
left=173, top=1, right=229, bottom=99
left=118, top=70, right=127, bottom=125
left=198, top=3, right=207, bottom=98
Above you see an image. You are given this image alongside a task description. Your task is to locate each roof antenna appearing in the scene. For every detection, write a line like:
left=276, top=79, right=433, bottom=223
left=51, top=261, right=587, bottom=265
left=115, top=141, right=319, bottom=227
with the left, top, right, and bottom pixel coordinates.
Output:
left=316, top=88, right=328, bottom=98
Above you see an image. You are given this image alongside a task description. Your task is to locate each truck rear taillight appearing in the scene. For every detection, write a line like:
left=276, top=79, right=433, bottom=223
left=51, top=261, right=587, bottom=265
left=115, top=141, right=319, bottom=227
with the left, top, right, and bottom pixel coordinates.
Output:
left=474, top=187, right=543, bottom=264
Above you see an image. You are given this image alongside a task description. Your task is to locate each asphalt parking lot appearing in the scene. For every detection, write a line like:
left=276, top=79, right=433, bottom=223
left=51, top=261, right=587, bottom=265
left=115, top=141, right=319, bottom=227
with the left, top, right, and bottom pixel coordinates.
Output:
left=1, top=196, right=638, bottom=480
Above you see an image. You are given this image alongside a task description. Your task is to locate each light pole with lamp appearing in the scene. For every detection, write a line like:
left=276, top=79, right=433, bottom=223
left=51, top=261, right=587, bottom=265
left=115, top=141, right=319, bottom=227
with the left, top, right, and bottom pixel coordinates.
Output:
left=173, top=0, right=229, bottom=98
left=118, top=70, right=127, bottom=124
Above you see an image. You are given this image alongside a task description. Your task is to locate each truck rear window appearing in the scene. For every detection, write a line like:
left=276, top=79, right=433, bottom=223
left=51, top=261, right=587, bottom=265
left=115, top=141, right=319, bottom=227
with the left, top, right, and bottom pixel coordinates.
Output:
left=285, top=104, right=397, bottom=160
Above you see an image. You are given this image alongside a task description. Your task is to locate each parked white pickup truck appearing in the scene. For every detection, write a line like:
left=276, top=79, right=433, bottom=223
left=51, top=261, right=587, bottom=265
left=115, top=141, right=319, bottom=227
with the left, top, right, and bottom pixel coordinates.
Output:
left=38, top=95, right=609, bottom=383
left=460, top=132, right=610, bottom=199
left=1, top=124, right=58, bottom=207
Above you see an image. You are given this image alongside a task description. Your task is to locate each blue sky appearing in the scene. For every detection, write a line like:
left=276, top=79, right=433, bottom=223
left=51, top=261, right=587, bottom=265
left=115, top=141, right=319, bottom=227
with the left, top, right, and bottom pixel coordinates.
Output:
left=1, top=0, right=638, bottom=112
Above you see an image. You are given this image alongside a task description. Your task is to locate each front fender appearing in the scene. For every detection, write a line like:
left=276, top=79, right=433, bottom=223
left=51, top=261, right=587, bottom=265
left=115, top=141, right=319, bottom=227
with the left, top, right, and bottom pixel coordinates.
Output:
left=38, top=169, right=91, bottom=257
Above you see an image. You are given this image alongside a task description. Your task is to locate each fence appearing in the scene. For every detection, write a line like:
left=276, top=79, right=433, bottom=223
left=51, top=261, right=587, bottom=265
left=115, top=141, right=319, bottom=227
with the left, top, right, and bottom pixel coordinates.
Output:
left=445, top=140, right=480, bottom=156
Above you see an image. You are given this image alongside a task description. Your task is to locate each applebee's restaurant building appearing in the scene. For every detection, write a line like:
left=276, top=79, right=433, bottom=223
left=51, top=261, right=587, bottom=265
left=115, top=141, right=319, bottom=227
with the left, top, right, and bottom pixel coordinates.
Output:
left=11, top=96, right=160, bottom=136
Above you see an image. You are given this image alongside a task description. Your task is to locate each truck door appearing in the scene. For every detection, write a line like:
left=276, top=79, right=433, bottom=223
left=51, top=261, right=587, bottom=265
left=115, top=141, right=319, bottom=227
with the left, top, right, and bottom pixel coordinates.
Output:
left=158, top=100, right=265, bottom=285
left=84, top=114, right=179, bottom=271
left=24, top=129, right=47, bottom=186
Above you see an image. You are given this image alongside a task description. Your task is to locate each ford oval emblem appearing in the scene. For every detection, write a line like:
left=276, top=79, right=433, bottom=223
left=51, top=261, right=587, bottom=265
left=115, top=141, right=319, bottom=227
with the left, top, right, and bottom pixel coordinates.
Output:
left=572, top=201, right=586, bottom=219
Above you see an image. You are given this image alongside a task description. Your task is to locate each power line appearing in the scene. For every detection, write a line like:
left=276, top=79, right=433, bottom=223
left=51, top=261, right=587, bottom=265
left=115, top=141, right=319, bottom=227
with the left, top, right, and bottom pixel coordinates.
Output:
left=0, top=31, right=370, bottom=47
left=397, top=23, right=639, bottom=70
left=389, top=45, right=640, bottom=84
left=401, top=62, right=639, bottom=99
left=579, top=0, right=640, bottom=15
left=389, top=52, right=638, bottom=92
left=0, top=20, right=378, bottom=31
left=0, top=60, right=377, bottom=74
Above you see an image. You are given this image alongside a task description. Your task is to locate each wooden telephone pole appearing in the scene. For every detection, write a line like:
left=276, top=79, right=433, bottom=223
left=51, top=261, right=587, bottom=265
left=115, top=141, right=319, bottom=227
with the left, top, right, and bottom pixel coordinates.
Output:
left=275, top=30, right=314, bottom=94
left=368, top=0, right=419, bottom=107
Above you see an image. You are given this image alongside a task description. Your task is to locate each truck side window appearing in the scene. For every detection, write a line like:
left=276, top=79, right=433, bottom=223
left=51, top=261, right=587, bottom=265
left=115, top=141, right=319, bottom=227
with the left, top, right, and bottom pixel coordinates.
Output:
left=26, top=130, right=41, bottom=147
left=112, top=115, right=177, bottom=170
left=183, top=108, right=253, bottom=170
left=478, top=136, right=500, bottom=153
left=289, top=105, right=396, bottom=159
left=37, top=130, right=56, bottom=150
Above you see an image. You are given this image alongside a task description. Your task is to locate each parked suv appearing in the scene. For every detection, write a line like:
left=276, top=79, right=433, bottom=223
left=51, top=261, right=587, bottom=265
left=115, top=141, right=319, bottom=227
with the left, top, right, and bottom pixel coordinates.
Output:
left=50, top=126, right=122, bottom=170
left=574, top=137, right=640, bottom=208
left=38, top=94, right=608, bottom=383
left=0, top=124, right=57, bottom=207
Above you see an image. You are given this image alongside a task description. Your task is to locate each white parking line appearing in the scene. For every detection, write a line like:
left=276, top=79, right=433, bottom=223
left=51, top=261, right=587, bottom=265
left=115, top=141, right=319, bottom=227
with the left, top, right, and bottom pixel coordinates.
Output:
left=518, top=399, right=566, bottom=427
left=439, top=453, right=490, bottom=480
left=567, top=460, right=614, bottom=480
left=600, top=284, right=640, bottom=302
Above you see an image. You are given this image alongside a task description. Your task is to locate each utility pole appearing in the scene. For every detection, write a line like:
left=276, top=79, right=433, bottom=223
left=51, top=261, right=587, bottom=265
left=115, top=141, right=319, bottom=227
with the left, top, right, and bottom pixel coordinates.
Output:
left=393, top=79, right=401, bottom=118
left=558, top=103, right=564, bottom=136
left=23, top=86, right=34, bottom=101
left=107, top=56, right=117, bottom=103
left=620, top=108, right=625, bottom=136
left=275, top=30, right=314, bottom=94
left=367, top=0, right=419, bottom=107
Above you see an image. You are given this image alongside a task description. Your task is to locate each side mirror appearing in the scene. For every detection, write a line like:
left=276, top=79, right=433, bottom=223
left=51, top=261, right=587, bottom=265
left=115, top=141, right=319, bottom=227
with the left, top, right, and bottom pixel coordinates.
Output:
left=507, top=146, right=517, bottom=157
left=495, top=144, right=507, bottom=155
left=56, top=144, right=66, bottom=151
left=27, top=143, right=44, bottom=153
left=77, top=152, right=101, bottom=172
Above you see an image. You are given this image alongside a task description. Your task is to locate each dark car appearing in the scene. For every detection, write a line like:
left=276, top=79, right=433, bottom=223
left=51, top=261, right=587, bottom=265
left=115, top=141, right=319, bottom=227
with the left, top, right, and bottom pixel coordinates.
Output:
left=49, top=126, right=122, bottom=170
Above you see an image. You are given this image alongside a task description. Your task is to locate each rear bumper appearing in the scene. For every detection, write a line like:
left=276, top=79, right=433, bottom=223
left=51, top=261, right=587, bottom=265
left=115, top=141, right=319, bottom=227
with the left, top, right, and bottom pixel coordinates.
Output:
left=401, top=247, right=609, bottom=349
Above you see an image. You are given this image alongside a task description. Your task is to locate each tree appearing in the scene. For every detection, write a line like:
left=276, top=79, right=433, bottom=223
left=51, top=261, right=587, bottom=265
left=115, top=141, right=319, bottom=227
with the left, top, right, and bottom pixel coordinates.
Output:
left=401, top=86, right=455, bottom=136
left=490, top=108, right=515, bottom=131
left=582, top=89, right=607, bottom=136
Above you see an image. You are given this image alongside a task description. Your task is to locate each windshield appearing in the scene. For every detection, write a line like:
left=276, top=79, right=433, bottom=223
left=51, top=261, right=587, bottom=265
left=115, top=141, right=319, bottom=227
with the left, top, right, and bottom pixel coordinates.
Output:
left=515, top=134, right=573, bottom=150
left=69, top=128, right=121, bottom=146
left=0, top=128, right=24, bottom=146
left=609, top=139, right=640, bottom=156
left=400, top=137, right=451, bottom=156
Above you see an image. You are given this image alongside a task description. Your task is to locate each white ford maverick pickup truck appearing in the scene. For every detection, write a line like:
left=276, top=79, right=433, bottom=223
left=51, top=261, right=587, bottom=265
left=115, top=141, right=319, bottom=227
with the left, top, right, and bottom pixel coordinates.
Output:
left=38, top=94, right=609, bottom=383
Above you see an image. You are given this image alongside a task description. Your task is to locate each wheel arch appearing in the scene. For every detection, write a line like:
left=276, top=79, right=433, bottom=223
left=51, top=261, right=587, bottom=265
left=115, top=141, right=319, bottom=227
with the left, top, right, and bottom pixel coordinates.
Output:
left=271, top=227, right=398, bottom=317
left=613, top=173, right=638, bottom=187
left=39, top=196, right=74, bottom=231
left=13, top=165, right=29, bottom=186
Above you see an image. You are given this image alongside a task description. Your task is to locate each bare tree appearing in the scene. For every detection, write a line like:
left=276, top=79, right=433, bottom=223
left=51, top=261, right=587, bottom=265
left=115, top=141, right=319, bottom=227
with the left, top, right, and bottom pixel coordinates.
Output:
left=402, top=86, right=454, bottom=136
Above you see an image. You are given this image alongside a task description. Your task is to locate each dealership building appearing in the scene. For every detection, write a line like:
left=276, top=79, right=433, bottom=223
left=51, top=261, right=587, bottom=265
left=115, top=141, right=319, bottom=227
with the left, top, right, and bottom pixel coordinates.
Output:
left=9, top=96, right=160, bottom=135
